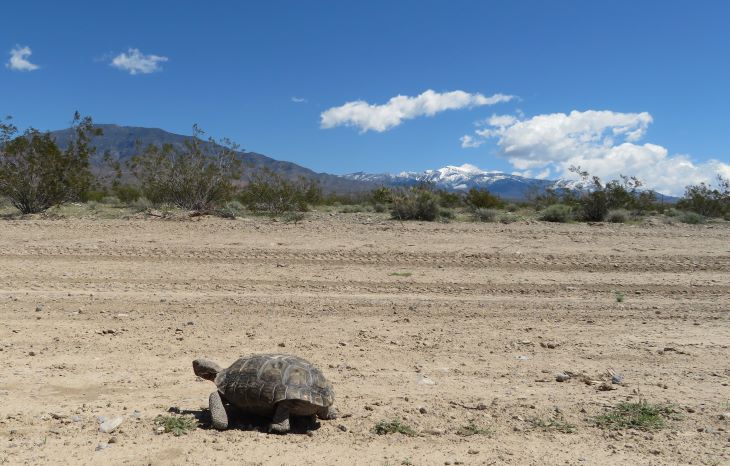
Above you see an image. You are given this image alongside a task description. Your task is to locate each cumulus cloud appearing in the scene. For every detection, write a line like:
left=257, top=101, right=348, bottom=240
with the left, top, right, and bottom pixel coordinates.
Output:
left=321, top=89, right=515, bottom=132
left=463, top=110, right=730, bottom=196
left=111, top=48, right=168, bottom=75
left=6, top=46, right=39, bottom=71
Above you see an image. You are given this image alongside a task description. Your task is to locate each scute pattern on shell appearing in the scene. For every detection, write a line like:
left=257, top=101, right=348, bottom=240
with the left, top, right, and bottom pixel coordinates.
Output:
left=217, top=354, right=334, bottom=409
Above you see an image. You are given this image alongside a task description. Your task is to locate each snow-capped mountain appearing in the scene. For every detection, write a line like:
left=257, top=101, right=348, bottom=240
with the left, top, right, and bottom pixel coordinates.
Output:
left=342, top=164, right=559, bottom=199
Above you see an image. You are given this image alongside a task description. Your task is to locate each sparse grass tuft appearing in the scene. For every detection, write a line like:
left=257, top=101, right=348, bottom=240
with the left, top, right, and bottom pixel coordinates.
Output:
left=528, top=414, right=576, bottom=433
left=593, top=401, right=675, bottom=431
left=606, top=209, right=630, bottom=223
left=154, top=414, right=198, bottom=436
left=615, top=291, right=625, bottom=303
left=389, top=272, right=412, bottom=277
left=472, top=208, right=499, bottom=222
left=373, top=419, right=418, bottom=436
left=456, top=420, right=493, bottom=437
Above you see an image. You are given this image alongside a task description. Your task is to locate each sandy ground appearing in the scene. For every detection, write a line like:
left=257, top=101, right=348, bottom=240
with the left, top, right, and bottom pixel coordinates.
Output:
left=0, top=213, right=729, bottom=465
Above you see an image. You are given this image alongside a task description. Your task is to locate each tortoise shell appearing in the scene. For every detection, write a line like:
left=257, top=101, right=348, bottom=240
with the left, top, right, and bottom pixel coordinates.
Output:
left=215, top=354, right=334, bottom=411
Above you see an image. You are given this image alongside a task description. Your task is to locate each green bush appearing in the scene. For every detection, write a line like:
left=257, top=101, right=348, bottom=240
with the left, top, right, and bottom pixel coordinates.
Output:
left=606, top=209, right=630, bottom=223
left=677, top=176, right=729, bottom=218
left=373, top=203, right=387, bottom=213
left=439, top=208, right=456, bottom=221
left=679, top=211, right=705, bottom=224
left=112, top=184, right=141, bottom=204
left=539, top=204, right=572, bottom=223
left=465, top=187, right=503, bottom=209
left=239, top=168, right=322, bottom=215
left=473, top=208, right=499, bottom=222
left=127, top=125, right=242, bottom=211
left=390, top=189, right=440, bottom=221
left=101, top=196, right=120, bottom=205
left=0, top=113, right=100, bottom=214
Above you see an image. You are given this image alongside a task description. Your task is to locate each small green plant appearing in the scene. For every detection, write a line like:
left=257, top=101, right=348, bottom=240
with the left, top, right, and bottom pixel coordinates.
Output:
left=155, top=414, right=198, bottom=436
left=472, top=208, right=499, bottom=222
left=373, top=419, right=418, bottom=436
left=606, top=209, right=630, bottom=223
left=679, top=211, right=705, bottom=224
left=456, top=420, right=493, bottom=437
left=389, top=272, right=412, bottom=277
left=390, top=189, right=440, bottom=221
left=339, top=204, right=365, bottom=213
left=282, top=211, right=306, bottom=224
left=593, top=401, right=675, bottom=431
left=615, top=291, right=625, bottom=303
left=539, top=204, right=572, bottom=223
left=528, top=414, right=576, bottom=433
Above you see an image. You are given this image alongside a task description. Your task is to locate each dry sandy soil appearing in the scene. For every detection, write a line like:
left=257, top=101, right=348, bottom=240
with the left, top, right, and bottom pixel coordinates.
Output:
left=0, top=213, right=729, bottom=465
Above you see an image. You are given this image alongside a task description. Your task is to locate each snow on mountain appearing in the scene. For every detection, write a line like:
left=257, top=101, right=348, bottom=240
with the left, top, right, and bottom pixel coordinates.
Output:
left=342, top=163, right=556, bottom=199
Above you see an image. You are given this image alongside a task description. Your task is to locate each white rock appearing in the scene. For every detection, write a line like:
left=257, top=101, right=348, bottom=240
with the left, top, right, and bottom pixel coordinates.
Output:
left=99, top=416, right=124, bottom=433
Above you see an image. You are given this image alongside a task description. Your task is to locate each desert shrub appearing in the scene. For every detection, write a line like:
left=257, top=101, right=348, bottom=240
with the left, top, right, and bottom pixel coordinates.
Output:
left=570, top=167, right=658, bottom=221
left=473, top=208, right=499, bottom=222
left=373, top=203, right=387, bottom=213
left=0, top=113, right=101, bottom=214
left=112, top=184, right=141, bottom=204
left=439, top=208, right=456, bottom=221
left=101, top=195, right=120, bottom=205
left=239, top=168, right=322, bottom=215
left=216, top=200, right=245, bottom=218
left=465, top=187, right=503, bottom=209
left=436, top=190, right=463, bottom=208
left=539, top=204, right=572, bottom=222
left=679, top=211, right=705, bottom=224
left=83, top=190, right=107, bottom=202
left=506, top=203, right=518, bottom=212
left=339, top=204, right=365, bottom=213
left=499, top=214, right=518, bottom=224
left=282, top=211, right=306, bottom=224
left=664, top=207, right=680, bottom=217
left=606, top=209, right=630, bottom=223
left=127, top=125, right=242, bottom=211
left=677, top=175, right=730, bottom=218
left=369, top=186, right=393, bottom=205
left=390, top=188, right=440, bottom=221
left=131, top=197, right=153, bottom=212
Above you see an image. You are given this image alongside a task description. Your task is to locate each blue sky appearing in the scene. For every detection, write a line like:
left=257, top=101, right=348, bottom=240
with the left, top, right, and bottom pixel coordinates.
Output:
left=2, top=0, right=729, bottom=194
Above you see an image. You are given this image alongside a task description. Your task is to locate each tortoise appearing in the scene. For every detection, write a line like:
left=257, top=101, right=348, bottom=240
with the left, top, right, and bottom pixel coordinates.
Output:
left=192, top=353, right=337, bottom=433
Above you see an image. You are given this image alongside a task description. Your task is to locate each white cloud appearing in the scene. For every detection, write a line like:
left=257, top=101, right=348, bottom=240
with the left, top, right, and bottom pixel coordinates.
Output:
left=463, top=110, right=730, bottom=196
left=291, top=97, right=307, bottom=103
left=321, top=89, right=515, bottom=133
left=6, top=46, right=39, bottom=71
left=111, top=48, right=168, bottom=75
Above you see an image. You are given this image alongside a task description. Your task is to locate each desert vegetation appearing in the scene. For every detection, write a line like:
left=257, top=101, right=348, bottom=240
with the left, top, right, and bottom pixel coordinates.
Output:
left=1, top=112, right=729, bottom=227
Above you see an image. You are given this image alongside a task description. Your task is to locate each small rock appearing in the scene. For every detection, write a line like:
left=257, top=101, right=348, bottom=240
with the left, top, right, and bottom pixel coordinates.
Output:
left=278, top=342, right=286, bottom=347
left=155, top=426, right=165, bottom=434
left=337, top=424, right=347, bottom=432
left=419, top=407, right=428, bottom=414
left=99, top=416, right=124, bottom=433
left=555, top=373, right=570, bottom=382
left=468, top=449, right=479, bottom=455
left=719, top=413, right=730, bottom=420
left=649, top=449, right=660, bottom=455
left=95, top=443, right=109, bottom=451
left=28, top=351, right=36, bottom=356
left=417, top=375, right=436, bottom=385
left=476, top=403, right=487, bottom=410
left=35, top=304, right=44, bottom=312
left=71, top=415, right=84, bottom=422
left=611, top=374, right=624, bottom=384
left=516, top=355, right=530, bottom=360
left=186, top=321, right=194, bottom=326
left=108, top=436, right=118, bottom=444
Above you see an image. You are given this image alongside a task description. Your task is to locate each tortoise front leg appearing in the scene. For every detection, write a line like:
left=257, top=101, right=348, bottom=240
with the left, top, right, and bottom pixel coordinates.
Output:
left=317, top=405, right=338, bottom=420
left=209, top=391, right=228, bottom=430
left=269, top=401, right=291, bottom=434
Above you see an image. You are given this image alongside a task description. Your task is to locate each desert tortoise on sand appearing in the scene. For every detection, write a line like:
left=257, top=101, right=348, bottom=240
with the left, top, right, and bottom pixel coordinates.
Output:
left=193, top=354, right=337, bottom=433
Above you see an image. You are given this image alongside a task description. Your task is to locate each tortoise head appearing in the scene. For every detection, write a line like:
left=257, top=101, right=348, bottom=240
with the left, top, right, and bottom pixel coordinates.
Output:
left=193, top=358, right=222, bottom=381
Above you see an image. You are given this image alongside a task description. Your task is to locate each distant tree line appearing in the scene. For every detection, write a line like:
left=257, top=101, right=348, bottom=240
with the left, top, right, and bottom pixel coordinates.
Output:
left=1, top=112, right=728, bottom=223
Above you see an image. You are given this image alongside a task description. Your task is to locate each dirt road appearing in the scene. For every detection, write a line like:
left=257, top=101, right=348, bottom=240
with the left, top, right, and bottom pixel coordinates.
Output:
left=1, top=214, right=728, bottom=465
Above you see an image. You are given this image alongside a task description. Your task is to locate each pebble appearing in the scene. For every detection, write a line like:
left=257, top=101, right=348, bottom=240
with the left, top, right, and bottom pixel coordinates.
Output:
left=155, top=426, right=166, bottom=434
left=417, top=375, right=436, bottom=385
left=337, top=424, right=348, bottom=432
left=719, top=413, right=730, bottom=420
left=278, top=342, right=286, bottom=347
left=99, top=416, right=124, bottom=433
left=95, top=443, right=109, bottom=451
left=108, top=436, right=118, bottom=444
left=468, top=449, right=479, bottom=455
left=35, top=304, right=44, bottom=312
left=71, top=415, right=84, bottom=422
left=516, top=355, right=530, bottom=360
left=419, top=407, right=428, bottom=414
left=555, top=373, right=570, bottom=382
left=611, top=374, right=624, bottom=384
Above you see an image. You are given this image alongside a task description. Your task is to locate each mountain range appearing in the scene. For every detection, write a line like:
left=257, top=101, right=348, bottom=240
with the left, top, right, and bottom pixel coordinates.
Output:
left=48, top=124, right=672, bottom=201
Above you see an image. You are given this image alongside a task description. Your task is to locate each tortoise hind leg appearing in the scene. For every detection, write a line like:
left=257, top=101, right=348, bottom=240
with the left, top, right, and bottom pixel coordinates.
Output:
left=269, top=401, right=292, bottom=434
left=209, top=391, right=228, bottom=430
